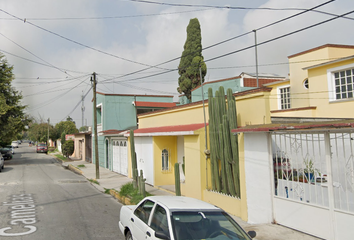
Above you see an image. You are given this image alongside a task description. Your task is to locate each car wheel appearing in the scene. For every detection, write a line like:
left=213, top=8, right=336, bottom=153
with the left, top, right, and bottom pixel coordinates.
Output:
left=125, top=231, right=133, bottom=240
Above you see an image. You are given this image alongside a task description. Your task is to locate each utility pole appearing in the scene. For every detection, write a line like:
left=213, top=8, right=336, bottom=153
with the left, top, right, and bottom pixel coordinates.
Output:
left=47, top=118, right=50, bottom=147
left=81, top=91, right=85, bottom=129
left=91, top=72, right=100, bottom=179
left=253, top=29, right=259, bottom=88
left=199, top=64, right=208, bottom=189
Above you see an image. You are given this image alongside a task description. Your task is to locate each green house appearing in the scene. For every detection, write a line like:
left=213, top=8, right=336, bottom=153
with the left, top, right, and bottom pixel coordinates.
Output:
left=92, top=92, right=176, bottom=175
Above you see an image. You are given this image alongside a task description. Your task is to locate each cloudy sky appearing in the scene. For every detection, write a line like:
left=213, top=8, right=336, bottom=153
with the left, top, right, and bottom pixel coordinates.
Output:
left=0, top=0, right=353, bottom=128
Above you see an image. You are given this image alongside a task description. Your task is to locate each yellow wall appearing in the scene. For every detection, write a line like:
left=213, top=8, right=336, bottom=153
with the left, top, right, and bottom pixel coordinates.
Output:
left=138, top=103, right=209, bottom=128
left=307, top=58, right=354, bottom=118
left=288, top=46, right=354, bottom=109
left=181, top=134, right=204, bottom=200
left=153, top=136, right=177, bottom=186
left=235, top=91, right=272, bottom=125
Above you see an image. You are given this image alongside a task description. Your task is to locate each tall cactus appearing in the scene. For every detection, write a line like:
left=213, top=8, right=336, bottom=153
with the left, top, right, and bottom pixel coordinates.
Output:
left=174, top=162, right=181, bottom=196
left=208, top=86, right=241, bottom=198
left=227, top=89, right=240, bottom=197
left=130, top=129, right=138, bottom=188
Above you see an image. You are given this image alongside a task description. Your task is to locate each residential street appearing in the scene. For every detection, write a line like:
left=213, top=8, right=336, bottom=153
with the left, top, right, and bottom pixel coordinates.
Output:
left=0, top=143, right=124, bottom=240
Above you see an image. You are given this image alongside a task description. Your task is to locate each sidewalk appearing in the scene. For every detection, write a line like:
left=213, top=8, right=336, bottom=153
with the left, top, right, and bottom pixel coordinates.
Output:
left=60, top=158, right=322, bottom=240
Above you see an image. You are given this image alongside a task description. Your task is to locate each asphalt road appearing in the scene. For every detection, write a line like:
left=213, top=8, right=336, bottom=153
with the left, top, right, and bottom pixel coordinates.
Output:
left=0, top=143, right=125, bottom=240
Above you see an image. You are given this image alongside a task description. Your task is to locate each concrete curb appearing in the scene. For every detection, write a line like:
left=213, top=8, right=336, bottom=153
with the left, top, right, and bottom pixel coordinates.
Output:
left=68, top=164, right=83, bottom=175
left=61, top=160, right=132, bottom=205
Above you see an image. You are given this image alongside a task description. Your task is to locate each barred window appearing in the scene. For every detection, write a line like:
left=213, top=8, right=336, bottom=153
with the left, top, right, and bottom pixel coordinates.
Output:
left=280, top=87, right=291, bottom=110
left=162, top=149, right=169, bottom=171
left=334, top=69, right=354, bottom=100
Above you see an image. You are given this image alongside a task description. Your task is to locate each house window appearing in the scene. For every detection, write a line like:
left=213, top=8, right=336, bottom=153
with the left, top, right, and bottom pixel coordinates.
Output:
left=162, top=149, right=169, bottom=171
left=334, top=69, right=354, bottom=100
left=96, top=104, right=102, bottom=124
left=279, top=86, right=291, bottom=110
left=303, top=78, right=309, bottom=89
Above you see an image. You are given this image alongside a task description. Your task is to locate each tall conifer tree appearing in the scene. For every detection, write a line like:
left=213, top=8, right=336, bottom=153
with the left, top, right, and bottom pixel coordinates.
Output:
left=177, top=18, right=207, bottom=101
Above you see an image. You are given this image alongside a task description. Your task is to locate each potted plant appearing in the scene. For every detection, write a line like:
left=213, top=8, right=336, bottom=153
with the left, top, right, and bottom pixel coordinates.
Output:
left=302, top=158, right=320, bottom=183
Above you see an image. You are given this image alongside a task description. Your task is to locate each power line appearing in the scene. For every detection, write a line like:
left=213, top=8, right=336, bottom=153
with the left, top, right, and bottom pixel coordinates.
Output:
left=29, top=76, right=90, bottom=111
left=0, top=48, right=90, bottom=75
left=0, top=9, right=209, bottom=21
left=205, top=9, right=354, bottom=63
left=101, top=9, right=354, bottom=86
left=0, top=32, right=73, bottom=77
left=99, top=0, right=334, bottom=83
left=61, top=86, right=92, bottom=122
left=0, top=8, right=173, bottom=71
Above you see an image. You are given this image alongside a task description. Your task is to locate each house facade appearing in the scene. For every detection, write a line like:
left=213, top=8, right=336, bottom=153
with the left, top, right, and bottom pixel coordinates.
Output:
left=92, top=92, right=176, bottom=176
left=126, top=86, right=275, bottom=221
left=234, top=44, right=354, bottom=240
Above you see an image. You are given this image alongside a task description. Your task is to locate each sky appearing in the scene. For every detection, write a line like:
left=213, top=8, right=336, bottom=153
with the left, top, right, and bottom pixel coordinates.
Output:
left=0, top=0, right=353, bottom=128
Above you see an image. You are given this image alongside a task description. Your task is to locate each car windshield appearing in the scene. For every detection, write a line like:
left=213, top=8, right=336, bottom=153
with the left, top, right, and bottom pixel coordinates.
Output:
left=38, top=144, right=46, bottom=146
left=171, top=211, right=250, bottom=240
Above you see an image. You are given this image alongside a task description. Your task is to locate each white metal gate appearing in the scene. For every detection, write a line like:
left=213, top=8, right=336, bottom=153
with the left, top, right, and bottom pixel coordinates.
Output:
left=112, top=140, right=128, bottom=176
left=272, top=131, right=354, bottom=240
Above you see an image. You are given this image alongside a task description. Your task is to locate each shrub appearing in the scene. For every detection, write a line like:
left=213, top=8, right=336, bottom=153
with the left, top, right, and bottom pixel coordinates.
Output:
left=62, top=140, right=74, bottom=158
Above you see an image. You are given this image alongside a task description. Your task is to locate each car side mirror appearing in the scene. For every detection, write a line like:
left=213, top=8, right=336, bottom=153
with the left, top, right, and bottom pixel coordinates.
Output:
left=155, top=231, right=170, bottom=240
left=248, top=230, right=256, bottom=238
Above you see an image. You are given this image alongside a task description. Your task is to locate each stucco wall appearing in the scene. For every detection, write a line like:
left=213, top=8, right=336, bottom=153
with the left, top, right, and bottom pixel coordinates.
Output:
left=307, top=58, right=354, bottom=118
left=244, top=132, right=273, bottom=224
left=153, top=136, right=177, bottom=186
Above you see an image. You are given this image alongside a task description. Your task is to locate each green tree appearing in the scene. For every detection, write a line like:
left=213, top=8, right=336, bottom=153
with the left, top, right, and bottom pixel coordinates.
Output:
left=55, top=120, right=78, bottom=139
left=62, top=140, right=74, bottom=158
left=177, top=18, right=207, bottom=102
left=27, top=121, right=55, bottom=143
left=79, top=126, right=88, bottom=132
left=0, top=53, right=27, bottom=145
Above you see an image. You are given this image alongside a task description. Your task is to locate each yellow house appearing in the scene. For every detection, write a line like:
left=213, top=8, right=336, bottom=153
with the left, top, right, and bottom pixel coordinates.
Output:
left=126, top=87, right=272, bottom=222
left=267, top=44, right=354, bottom=120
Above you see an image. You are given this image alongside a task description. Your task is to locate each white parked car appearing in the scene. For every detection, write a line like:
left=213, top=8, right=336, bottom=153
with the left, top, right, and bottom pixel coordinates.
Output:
left=11, top=141, right=19, bottom=148
left=119, top=196, right=256, bottom=240
left=0, top=155, right=4, bottom=172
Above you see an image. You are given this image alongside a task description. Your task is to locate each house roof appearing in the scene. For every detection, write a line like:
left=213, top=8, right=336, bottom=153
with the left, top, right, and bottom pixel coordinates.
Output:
left=138, top=87, right=273, bottom=117
left=74, top=131, right=92, bottom=136
left=96, top=92, right=174, bottom=98
left=99, top=129, right=128, bottom=136
left=134, top=101, right=176, bottom=108
left=231, top=120, right=354, bottom=134
left=241, top=72, right=284, bottom=78
left=125, top=123, right=208, bottom=137
left=303, top=54, right=354, bottom=70
left=288, top=44, right=354, bottom=59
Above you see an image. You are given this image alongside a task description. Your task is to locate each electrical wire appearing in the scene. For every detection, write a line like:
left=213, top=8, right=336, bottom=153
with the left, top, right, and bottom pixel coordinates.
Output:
left=0, top=48, right=91, bottom=75
left=0, top=8, right=173, bottom=71
left=0, top=32, right=73, bottom=77
left=0, top=8, right=210, bottom=21
left=99, top=0, right=335, bottom=83
left=60, top=86, right=92, bottom=122
left=29, top=76, right=89, bottom=111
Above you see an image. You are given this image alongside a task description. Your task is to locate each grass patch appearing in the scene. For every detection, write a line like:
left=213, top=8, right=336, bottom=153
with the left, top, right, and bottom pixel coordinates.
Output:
left=119, top=182, right=152, bottom=204
left=104, top=188, right=111, bottom=194
left=55, top=154, right=68, bottom=161
left=77, top=164, right=85, bottom=168
left=89, top=179, right=100, bottom=185
left=48, top=148, right=58, bottom=154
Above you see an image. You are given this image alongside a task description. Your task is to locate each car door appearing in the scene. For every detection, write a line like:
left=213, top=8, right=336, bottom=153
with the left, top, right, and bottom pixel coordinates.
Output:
left=146, top=204, right=171, bottom=240
left=130, top=199, right=155, bottom=240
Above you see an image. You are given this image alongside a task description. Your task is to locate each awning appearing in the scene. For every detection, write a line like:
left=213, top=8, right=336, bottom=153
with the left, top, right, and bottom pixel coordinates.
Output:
left=99, top=129, right=128, bottom=136
left=232, top=120, right=354, bottom=133
left=125, top=123, right=208, bottom=137
left=134, top=101, right=176, bottom=108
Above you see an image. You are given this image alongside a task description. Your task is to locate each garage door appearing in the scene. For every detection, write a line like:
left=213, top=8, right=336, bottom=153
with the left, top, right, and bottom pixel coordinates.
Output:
left=112, top=140, right=128, bottom=176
